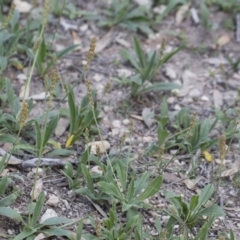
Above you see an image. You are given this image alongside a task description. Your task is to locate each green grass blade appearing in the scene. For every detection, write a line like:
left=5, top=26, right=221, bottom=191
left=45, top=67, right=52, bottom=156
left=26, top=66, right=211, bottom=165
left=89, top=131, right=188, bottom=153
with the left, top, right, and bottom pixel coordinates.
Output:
left=43, top=114, right=59, bottom=148
left=133, top=36, right=146, bottom=68
left=31, top=192, right=45, bottom=226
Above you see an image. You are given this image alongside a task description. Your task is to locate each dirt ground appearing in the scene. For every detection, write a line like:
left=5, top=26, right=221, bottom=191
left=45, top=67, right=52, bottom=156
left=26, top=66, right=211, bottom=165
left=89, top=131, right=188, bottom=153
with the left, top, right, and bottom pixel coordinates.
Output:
left=1, top=0, right=240, bottom=239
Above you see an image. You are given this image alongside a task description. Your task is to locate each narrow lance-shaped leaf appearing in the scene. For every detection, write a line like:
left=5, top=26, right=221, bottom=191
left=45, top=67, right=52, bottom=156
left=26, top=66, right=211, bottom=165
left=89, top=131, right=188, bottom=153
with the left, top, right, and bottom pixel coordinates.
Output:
left=137, top=175, right=163, bottom=201
left=34, top=121, right=42, bottom=156
left=67, top=84, right=76, bottom=135
left=30, top=192, right=45, bottom=226
left=43, top=114, right=59, bottom=147
left=133, top=36, right=146, bottom=68
left=98, top=182, right=124, bottom=201
left=81, top=164, right=94, bottom=194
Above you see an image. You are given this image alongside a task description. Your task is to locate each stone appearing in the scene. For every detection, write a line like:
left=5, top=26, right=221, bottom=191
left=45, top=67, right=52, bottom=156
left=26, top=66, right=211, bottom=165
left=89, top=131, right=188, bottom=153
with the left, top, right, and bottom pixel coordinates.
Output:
left=165, top=66, right=177, bottom=79
left=86, top=141, right=110, bottom=154
left=112, top=120, right=121, bottom=128
left=46, top=194, right=59, bottom=207
left=40, top=209, right=58, bottom=223
left=189, top=88, right=201, bottom=98
left=122, top=119, right=130, bottom=125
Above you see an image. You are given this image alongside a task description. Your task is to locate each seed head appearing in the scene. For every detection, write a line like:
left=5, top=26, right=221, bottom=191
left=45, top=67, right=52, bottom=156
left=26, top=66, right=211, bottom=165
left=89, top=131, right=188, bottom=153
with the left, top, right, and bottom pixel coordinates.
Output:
left=104, top=82, right=111, bottom=93
left=85, top=79, right=94, bottom=109
left=1, top=3, right=16, bottom=30
left=33, top=37, right=42, bottom=53
left=84, top=37, right=97, bottom=71
left=19, top=101, right=28, bottom=130
left=42, top=0, right=50, bottom=27
left=159, top=37, right=166, bottom=57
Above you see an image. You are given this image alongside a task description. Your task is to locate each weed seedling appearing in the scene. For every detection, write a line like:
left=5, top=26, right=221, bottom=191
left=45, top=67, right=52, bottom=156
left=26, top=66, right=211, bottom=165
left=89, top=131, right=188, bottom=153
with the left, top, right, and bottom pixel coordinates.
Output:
left=119, top=37, right=182, bottom=96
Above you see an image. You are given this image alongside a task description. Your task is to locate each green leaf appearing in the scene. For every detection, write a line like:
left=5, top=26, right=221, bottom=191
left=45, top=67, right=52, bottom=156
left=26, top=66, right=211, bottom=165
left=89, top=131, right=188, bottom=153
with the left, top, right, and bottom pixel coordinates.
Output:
left=140, top=82, right=181, bottom=94
left=119, top=49, right=141, bottom=71
left=141, top=51, right=157, bottom=81
left=0, top=176, right=10, bottom=196
left=13, top=228, right=37, bottom=240
left=198, top=184, right=214, bottom=207
left=0, top=134, right=16, bottom=143
left=115, top=161, right=127, bottom=191
left=31, top=192, right=45, bottom=226
left=42, top=216, right=72, bottom=226
left=62, top=162, right=74, bottom=178
left=137, top=175, right=162, bottom=201
left=98, top=181, right=124, bottom=201
left=0, top=56, right=8, bottom=71
left=133, top=36, right=146, bottom=68
left=157, top=122, right=169, bottom=146
left=160, top=97, right=169, bottom=126
left=34, top=121, right=42, bottom=156
left=197, top=205, right=225, bottom=218
left=67, top=84, right=76, bottom=135
left=81, top=164, right=94, bottom=194
left=5, top=78, right=20, bottom=115
left=38, top=39, right=46, bottom=63
left=190, top=195, right=199, bottom=211
left=42, top=228, right=74, bottom=239
left=43, top=114, right=59, bottom=147
left=46, top=149, right=76, bottom=157
left=0, top=207, right=24, bottom=223
left=158, top=46, right=183, bottom=68
left=127, top=178, right=135, bottom=201
left=76, top=220, right=83, bottom=240
left=230, top=229, right=235, bottom=240
left=56, top=44, right=81, bottom=59
left=0, top=193, right=17, bottom=207
left=195, top=216, right=215, bottom=240
left=134, top=172, right=149, bottom=196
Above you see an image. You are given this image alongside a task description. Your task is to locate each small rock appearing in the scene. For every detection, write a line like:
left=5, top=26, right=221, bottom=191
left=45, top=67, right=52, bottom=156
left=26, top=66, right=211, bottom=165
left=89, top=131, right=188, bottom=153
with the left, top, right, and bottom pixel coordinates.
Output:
left=40, top=209, right=58, bottom=223
left=162, top=216, right=170, bottom=223
left=86, top=140, right=110, bottom=154
left=17, top=73, right=27, bottom=84
left=142, top=136, right=154, bottom=142
left=32, top=168, right=44, bottom=177
left=164, top=66, right=177, bottom=79
left=34, top=233, right=47, bottom=240
left=117, top=68, right=133, bottom=78
left=47, top=194, right=59, bottom=207
left=190, top=7, right=200, bottom=24
left=112, top=120, right=121, bottom=128
left=153, top=5, right=166, bottom=14
left=174, top=104, right=182, bottom=110
left=189, top=88, right=201, bottom=98
left=103, top=106, right=113, bottom=113
left=122, top=119, right=130, bottom=125
left=62, top=199, right=69, bottom=208
left=7, top=229, right=13, bottom=235
left=111, top=128, right=120, bottom=136
left=90, top=166, right=103, bottom=175
left=30, top=179, right=43, bottom=200
left=80, top=24, right=88, bottom=32
left=93, top=73, right=103, bottom=82
left=167, top=97, right=175, bottom=104
left=201, top=95, right=209, bottom=101
left=165, top=45, right=173, bottom=53
left=233, top=73, right=240, bottom=80
left=124, top=137, right=134, bottom=145
left=55, top=117, right=70, bottom=137
left=2, top=142, right=13, bottom=152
